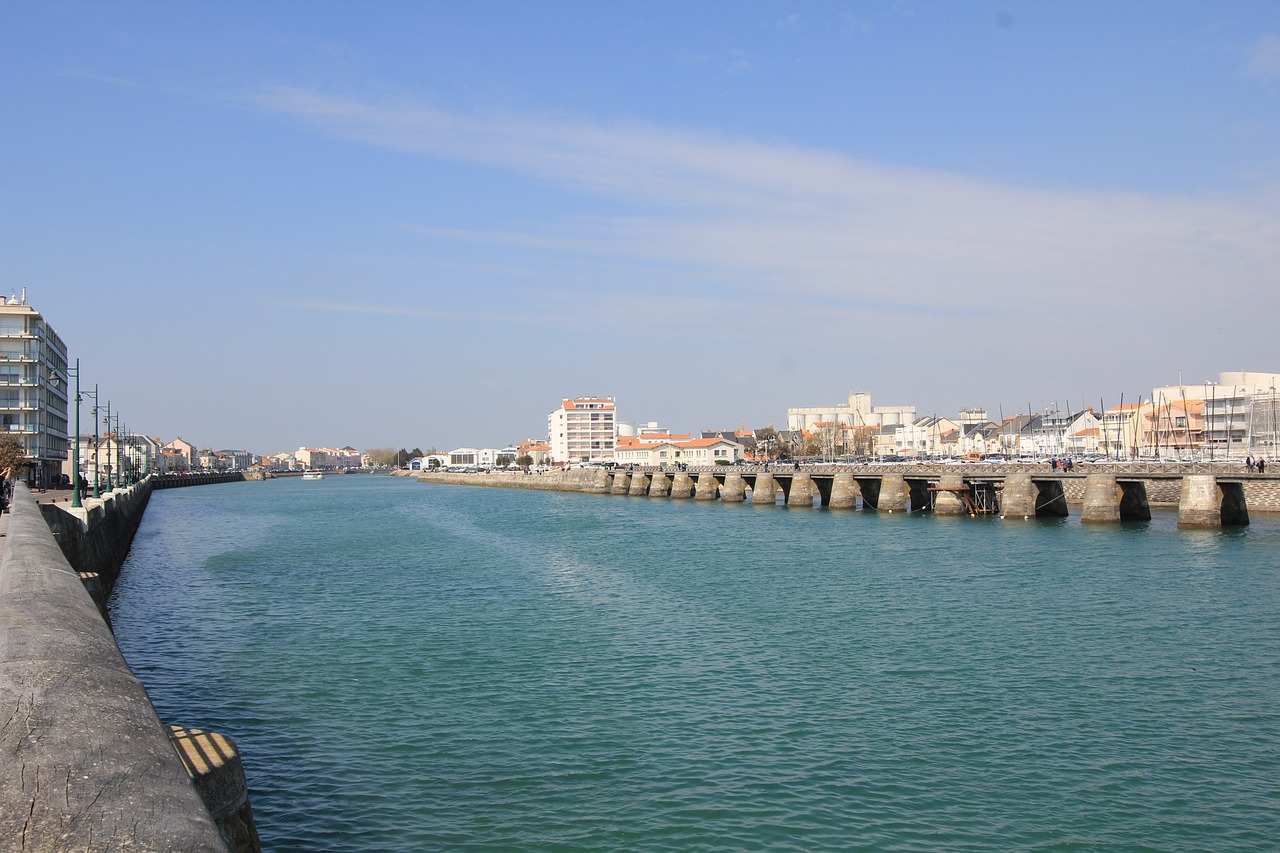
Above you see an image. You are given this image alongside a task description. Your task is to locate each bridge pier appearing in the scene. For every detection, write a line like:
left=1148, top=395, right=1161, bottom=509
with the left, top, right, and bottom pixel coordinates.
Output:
left=786, top=473, right=815, bottom=507
left=628, top=472, right=651, bottom=496
left=610, top=472, right=632, bottom=495
left=670, top=473, right=694, bottom=499
left=720, top=473, right=746, bottom=502
left=828, top=472, right=859, bottom=509
left=875, top=474, right=909, bottom=512
left=695, top=473, right=719, bottom=500
left=932, top=475, right=967, bottom=516
left=1000, top=473, right=1036, bottom=518
left=752, top=472, right=778, bottom=505
left=648, top=473, right=671, bottom=497
left=1177, top=475, right=1249, bottom=528
left=1081, top=473, right=1121, bottom=523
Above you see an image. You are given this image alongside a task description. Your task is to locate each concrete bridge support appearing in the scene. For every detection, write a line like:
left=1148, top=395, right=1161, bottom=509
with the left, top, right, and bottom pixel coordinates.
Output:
left=786, top=473, right=816, bottom=507
left=1177, top=476, right=1249, bottom=527
left=875, top=474, right=909, bottom=513
left=611, top=472, right=632, bottom=495
left=695, top=473, right=720, bottom=500
left=827, top=472, right=859, bottom=509
left=628, top=472, right=651, bottom=496
left=752, top=472, right=778, bottom=505
left=648, top=473, right=671, bottom=497
left=670, top=473, right=694, bottom=499
left=1081, top=474, right=1121, bottom=523
left=932, top=475, right=967, bottom=516
left=720, top=473, right=746, bottom=502
left=1001, top=473, right=1036, bottom=519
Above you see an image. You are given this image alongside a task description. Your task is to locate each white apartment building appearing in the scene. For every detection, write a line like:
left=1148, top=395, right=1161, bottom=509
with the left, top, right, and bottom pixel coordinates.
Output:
left=0, top=291, right=69, bottom=487
left=1149, top=371, right=1279, bottom=457
left=548, top=396, right=617, bottom=464
left=788, top=391, right=915, bottom=433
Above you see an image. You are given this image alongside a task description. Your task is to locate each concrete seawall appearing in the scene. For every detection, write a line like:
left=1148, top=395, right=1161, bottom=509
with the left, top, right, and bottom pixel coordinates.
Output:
left=40, top=479, right=154, bottom=615
left=3, top=482, right=261, bottom=852
left=1, top=483, right=232, bottom=851
left=419, top=468, right=614, bottom=493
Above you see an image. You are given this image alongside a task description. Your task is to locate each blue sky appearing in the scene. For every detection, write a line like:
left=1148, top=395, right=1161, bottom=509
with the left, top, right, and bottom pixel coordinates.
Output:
left=3, top=1, right=1278, bottom=454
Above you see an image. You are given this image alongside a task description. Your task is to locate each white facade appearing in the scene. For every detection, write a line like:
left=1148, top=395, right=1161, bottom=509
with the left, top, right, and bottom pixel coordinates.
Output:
left=788, top=391, right=915, bottom=432
left=614, top=438, right=744, bottom=466
left=0, top=292, right=69, bottom=486
left=548, top=396, right=617, bottom=464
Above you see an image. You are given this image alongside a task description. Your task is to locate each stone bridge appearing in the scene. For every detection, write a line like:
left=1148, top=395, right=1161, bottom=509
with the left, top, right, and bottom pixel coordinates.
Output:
left=595, top=462, right=1270, bottom=528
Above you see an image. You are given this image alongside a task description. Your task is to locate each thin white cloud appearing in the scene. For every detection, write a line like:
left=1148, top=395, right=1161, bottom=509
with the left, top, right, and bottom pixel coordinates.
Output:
left=250, top=87, right=1280, bottom=326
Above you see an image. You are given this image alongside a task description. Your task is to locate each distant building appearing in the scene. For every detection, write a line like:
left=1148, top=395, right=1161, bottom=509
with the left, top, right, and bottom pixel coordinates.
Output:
left=517, top=439, right=551, bottom=465
left=164, top=437, right=198, bottom=469
left=788, top=391, right=915, bottom=433
left=548, top=396, right=617, bottom=464
left=613, top=437, right=744, bottom=466
left=0, top=291, right=69, bottom=486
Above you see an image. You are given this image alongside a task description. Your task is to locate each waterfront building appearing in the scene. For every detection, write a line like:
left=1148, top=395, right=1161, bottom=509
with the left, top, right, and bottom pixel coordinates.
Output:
left=1137, top=399, right=1205, bottom=458
left=613, top=436, right=745, bottom=466
left=160, top=447, right=191, bottom=472
left=548, top=396, right=617, bottom=465
left=894, top=416, right=960, bottom=457
left=787, top=391, right=916, bottom=433
left=296, top=446, right=361, bottom=470
left=164, top=437, right=198, bottom=469
left=0, top=291, right=68, bottom=486
left=516, top=439, right=551, bottom=466
left=447, top=448, right=479, bottom=466
left=1101, top=404, right=1143, bottom=459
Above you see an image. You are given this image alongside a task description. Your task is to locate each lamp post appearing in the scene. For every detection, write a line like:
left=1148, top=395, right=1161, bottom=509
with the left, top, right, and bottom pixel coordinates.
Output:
left=112, top=412, right=121, bottom=490
left=86, top=385, right=100, bottom=499
left=103, top=401, right=113, bottom=491
left=49, top=360, right=83, bottom=508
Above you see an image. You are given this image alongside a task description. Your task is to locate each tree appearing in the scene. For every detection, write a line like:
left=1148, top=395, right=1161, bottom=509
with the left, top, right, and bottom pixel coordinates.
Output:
left=495, top=455, right=514, bottom=468
left=516, top=454, right=533, bottom=471
left=754, top=426, right=777, bottom=460
left=0, top=435, right=23, bottom=474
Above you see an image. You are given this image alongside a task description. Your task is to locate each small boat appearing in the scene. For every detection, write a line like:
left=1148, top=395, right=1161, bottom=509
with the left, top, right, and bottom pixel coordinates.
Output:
left=301, top=470, right=324, bottom=480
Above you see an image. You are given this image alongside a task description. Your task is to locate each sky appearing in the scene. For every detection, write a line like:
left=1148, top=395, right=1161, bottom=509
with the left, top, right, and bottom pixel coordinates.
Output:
left=3, top=1, right=1278, bottom=455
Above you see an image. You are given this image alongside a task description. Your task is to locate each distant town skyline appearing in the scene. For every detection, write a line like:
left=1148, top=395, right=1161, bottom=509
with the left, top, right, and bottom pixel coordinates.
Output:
left=5, top=2, right=1278, bottom=451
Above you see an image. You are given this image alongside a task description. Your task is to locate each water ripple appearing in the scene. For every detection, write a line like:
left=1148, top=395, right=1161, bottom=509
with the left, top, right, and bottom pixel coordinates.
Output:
left=109, top=477, right=1280, bottom=851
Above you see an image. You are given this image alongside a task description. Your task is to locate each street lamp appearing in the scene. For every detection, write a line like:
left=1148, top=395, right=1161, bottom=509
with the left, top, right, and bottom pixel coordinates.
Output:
left=86, top=385, right=100, bottom=499
left=103, top=401, right=113, bottom=491
left=48, top=359, right=83, bottom=508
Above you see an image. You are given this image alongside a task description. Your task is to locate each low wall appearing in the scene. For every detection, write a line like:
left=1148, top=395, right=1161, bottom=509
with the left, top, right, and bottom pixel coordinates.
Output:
left=419, top=468, right=613, bottom=493
left=41, top=479, right=153, bottom=605
left=0, top=483, right=231, bottom=851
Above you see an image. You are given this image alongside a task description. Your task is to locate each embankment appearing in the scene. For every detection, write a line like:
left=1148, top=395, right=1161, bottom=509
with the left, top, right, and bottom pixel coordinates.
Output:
left=3, top=481, right=260, bottom=852
left=417, top=468, right=613, bottom=493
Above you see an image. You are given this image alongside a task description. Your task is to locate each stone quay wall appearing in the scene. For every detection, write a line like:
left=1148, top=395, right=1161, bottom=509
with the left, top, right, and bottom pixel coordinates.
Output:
left=40, top=478, right=154, bottom=609
left=419, top=468, right=613, bottom=493
left=1, top=483, right=233, bottom=851
left=6, top=480, right=261, bottom=852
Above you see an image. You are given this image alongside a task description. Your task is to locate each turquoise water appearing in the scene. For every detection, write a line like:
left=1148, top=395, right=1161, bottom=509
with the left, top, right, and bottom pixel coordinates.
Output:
left=110, top=475, right=1280, bottom=851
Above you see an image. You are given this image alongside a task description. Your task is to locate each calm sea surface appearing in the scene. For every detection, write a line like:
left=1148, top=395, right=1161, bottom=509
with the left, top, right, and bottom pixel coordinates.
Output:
left=110, top=475, right=1280, bottom=851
